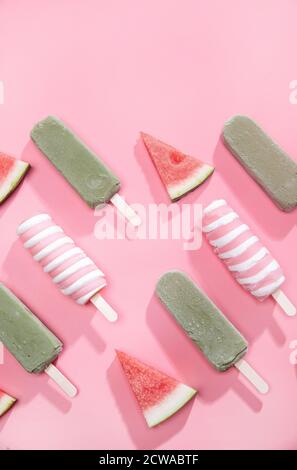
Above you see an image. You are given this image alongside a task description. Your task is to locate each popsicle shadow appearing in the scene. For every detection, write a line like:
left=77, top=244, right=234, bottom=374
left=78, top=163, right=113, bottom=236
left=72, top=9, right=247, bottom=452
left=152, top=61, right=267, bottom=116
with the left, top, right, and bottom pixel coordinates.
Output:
left=188, top=238, right=286, bottom=347
left=146, top=293, right=263, bottom=412
left=1, top=239, right=106, bottom=408
left=0, top=350, right=71, bottom=441
left=107, top=358, right=195, bottom=450
left=213, top=136, right=297, bottom=238
left=20, top=140, right=98, bottom=237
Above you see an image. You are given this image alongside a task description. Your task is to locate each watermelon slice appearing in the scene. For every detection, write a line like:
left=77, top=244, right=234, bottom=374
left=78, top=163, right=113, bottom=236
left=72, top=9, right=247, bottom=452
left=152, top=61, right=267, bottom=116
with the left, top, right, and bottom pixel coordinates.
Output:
left=116, top=350, right=197, bottom=428
left=141, top=132, right=214, bottom=201
left=0, top=153, right=30, bottom=204
left=0, top=389, right=17, bottom=417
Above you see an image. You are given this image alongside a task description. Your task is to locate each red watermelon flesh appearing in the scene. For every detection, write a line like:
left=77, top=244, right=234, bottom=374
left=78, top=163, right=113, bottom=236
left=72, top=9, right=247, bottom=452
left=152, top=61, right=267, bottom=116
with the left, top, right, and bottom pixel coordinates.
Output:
left=0, top=153, right=30, bottom=203
left=116, top=350, right=197, bottom=428
left=141, top=132, right=214, bottom=201
left=0, top=389, right=17, bottom=417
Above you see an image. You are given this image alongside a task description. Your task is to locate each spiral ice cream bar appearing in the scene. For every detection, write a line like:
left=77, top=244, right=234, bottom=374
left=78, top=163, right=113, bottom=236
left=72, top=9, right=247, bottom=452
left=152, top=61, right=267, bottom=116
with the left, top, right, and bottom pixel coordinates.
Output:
left=202, top=200, right=285, bottom=300
left=17, top=214, right=106, bottom=305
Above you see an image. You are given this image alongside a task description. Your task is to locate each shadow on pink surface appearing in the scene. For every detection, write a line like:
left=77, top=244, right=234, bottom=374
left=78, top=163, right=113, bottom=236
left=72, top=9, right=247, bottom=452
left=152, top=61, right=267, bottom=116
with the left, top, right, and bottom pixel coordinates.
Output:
left=0, top=350, right=71, bottom=438
left=20, top=140, right=97, bottom=237
left=213, top=136, right=297, bottom=238
left=146, top=293, right=263, bottom=412
left=107, top=357, right=195, bottom=450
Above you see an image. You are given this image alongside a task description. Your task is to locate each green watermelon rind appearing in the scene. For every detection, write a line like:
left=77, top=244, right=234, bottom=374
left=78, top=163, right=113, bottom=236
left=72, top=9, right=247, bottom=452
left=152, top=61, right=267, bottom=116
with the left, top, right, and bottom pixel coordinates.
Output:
left=0, top=392, right=17, bottom=417
left=144, top=383, right=197, bottom=428
left=168, top=164, right=214, bottom=201
left=0, top=160, right=30, bottom=204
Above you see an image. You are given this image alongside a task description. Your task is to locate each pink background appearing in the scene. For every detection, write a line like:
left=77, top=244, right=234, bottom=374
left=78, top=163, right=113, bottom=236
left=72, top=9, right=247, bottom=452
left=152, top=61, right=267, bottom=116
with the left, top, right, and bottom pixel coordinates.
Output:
left=0, top=0, right=297, bottom=450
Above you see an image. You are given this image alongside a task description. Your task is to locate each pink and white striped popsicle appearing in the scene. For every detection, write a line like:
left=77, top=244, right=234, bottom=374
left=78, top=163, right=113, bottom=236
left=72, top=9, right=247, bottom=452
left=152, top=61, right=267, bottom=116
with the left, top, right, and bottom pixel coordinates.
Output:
left=202, top=200, right=295, bottom=316
left=17, top=213, right=118, bottom=322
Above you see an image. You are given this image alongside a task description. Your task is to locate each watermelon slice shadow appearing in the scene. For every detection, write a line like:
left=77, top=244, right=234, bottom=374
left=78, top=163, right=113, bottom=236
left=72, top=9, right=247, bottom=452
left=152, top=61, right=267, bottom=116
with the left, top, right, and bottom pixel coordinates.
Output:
left=107, top=357, right=195, bottom=448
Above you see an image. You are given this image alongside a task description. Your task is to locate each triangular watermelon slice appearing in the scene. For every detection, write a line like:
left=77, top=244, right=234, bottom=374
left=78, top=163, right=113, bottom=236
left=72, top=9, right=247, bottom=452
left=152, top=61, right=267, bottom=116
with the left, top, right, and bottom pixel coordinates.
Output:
left=141, top=132, right=214, bottom=201
left=116, top=350, right=197, bottom=428
left=0, top=389, right=17, bottom=417
left=0, top=153, right=30, bottom=204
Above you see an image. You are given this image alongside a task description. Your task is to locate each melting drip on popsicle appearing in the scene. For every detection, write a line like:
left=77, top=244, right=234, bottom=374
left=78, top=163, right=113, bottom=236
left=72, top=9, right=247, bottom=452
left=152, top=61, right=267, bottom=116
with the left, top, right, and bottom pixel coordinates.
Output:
left=202, top=199, right=296, bottom=316
left=0, top=284, right=77, bottom=398
left=156, top=271, right=269, bottom=394
left=31, top=116, right=141, bottom=226
left=17, top=213, right=118, bottom=322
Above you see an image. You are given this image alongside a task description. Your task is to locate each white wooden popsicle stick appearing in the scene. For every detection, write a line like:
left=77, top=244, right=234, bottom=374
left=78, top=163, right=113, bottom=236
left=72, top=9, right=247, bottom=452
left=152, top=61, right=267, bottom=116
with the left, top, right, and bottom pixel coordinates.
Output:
left=234, top=359, right=269, bottom=394
left=91, top=293, right=118, bottom=322
left=45, top=364, right=77, bottom=398
left=272, top=289, right=296, bottom=317
left=110, top=193, right=141, bottom=227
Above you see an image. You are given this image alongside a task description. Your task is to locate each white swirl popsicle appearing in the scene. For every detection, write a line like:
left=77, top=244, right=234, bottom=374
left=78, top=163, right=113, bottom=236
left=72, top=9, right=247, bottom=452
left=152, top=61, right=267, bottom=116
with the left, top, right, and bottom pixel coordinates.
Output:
left=202, top=200, right=295, bottom=315
left=17, top=213, right=118, bottom=322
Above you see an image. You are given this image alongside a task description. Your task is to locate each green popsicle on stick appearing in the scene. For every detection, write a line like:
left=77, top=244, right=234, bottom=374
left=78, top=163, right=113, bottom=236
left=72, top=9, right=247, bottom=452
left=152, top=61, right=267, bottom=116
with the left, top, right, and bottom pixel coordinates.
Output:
left=31, top=116, right=141, bottom=226
left=156, top=271, right=269, bottom=394
left=223, top=115, right=297, bottom=212
left=0, top=283, right=77, bottom=398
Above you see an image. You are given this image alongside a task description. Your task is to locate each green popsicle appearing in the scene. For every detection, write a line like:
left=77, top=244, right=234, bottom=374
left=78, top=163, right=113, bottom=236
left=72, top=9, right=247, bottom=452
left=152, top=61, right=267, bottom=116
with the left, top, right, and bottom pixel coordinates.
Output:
left=31, top=116, right=121, bottom=208
left=156, top=271, right=248, bottom=371
left=223, top=115, right=297, bottom=212
left=0, top=283, right=62, bottom=373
